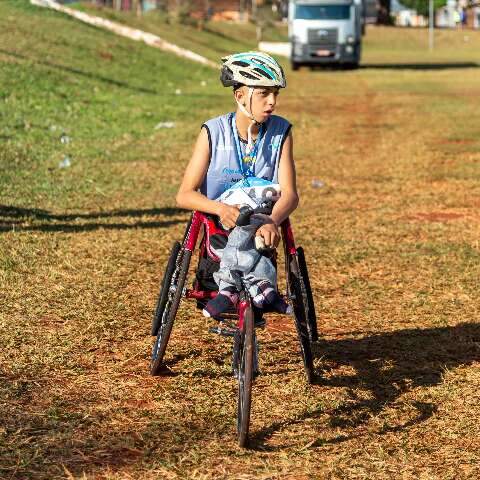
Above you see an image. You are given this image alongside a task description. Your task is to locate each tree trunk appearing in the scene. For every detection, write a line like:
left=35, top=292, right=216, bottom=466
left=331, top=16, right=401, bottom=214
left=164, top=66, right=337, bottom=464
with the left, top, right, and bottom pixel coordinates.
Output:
left=377, top=0, right=391, bottom=24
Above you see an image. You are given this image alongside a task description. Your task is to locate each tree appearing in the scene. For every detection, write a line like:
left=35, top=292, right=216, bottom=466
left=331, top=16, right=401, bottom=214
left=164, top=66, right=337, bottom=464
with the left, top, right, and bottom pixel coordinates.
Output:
left=377, top=0, right=392, bottom=24
left=401, top=0, right=447, bottom=17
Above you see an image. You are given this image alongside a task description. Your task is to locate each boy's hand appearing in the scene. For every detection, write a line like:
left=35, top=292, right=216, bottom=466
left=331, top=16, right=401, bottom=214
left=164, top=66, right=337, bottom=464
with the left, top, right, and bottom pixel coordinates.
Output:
left=256, top=222, right=280, bottom=248
left=217, top=203, right=240, bottom=229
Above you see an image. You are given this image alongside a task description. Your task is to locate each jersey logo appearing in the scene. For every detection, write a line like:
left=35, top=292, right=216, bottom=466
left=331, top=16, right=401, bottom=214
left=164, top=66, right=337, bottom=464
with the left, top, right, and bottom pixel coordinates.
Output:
left=268, top=139, right=282, bottom=152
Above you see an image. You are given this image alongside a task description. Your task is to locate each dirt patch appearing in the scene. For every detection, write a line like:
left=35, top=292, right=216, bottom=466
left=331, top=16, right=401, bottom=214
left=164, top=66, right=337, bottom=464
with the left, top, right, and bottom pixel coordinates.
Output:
left=266, top=315, right=296, bottom=333
left=436, top=138, right=476, bottom=145
left=405, top=212, right=465, bottom=222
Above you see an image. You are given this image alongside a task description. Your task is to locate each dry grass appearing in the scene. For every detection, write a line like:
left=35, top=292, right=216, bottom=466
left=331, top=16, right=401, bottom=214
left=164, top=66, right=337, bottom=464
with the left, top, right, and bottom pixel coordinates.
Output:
left=2, top=7, right=480, bottom=478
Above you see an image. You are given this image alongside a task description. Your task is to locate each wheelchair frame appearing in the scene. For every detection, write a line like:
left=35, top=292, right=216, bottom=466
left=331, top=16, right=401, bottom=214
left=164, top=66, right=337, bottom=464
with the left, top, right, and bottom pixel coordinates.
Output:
left=150, top=210, right=318, bottom=447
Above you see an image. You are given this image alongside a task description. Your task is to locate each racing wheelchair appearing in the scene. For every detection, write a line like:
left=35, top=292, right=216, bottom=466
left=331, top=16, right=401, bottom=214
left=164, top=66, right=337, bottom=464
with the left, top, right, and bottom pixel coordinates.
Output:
left=150, top=205, right=318, bottom=447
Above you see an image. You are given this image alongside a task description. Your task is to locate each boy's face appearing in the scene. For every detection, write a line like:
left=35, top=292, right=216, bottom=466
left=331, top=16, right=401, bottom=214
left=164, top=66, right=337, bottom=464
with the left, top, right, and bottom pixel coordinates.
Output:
left=235, top=86, right=280, bottom=123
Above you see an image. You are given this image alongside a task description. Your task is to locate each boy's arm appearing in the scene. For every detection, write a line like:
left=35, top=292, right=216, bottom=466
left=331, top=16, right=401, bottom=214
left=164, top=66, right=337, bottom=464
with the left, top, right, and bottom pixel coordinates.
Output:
left=176, top=128, right=240, bottom=228
left=256, top=131, right=298, bottom=248
left=269, top=131, right=299, bottom=226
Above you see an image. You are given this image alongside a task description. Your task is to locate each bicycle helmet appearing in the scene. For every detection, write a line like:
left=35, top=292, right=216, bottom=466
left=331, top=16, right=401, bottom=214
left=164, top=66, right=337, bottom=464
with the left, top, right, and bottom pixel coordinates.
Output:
left=220, top=51, right=286, bottom=89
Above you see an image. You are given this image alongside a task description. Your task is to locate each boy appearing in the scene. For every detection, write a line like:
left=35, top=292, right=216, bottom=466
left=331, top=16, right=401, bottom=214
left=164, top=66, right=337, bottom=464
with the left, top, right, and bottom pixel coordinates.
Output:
left=176, top=52, right=299, bottom=317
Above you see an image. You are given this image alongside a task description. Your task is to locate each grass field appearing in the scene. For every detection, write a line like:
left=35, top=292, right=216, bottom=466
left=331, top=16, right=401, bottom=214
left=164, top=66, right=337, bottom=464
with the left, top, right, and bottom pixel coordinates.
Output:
left=2, top=1, right=480, bottom=478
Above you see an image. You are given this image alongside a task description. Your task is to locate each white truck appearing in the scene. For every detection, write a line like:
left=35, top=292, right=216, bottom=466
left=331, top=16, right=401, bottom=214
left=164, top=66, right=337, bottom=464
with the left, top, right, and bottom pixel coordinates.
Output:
left=288, top=0, right=365, bottom=69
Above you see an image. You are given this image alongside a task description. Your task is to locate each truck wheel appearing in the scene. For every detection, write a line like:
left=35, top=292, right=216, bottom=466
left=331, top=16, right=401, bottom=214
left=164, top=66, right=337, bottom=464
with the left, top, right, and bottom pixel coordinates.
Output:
left=291, top=62, right=300, bottom=71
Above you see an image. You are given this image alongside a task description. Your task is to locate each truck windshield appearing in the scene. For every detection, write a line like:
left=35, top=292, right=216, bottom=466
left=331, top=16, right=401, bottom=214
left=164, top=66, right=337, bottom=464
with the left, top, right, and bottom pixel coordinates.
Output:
left=294, top=4, right=351, bottom=20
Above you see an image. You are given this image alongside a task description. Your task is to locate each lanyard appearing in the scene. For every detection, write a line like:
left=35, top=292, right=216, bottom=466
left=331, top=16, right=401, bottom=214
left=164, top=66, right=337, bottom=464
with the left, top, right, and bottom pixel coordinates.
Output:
left=230, top=113, right=265, bottom=178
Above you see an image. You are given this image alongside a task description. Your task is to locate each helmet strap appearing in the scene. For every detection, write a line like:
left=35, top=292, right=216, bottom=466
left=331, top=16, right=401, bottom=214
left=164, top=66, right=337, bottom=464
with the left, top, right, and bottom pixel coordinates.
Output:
left=235, top=87, right=261, bottom=155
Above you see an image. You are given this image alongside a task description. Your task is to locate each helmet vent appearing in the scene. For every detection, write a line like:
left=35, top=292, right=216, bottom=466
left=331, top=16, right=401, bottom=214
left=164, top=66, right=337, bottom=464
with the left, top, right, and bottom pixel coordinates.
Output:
left=240, top=71, right=260, bottom=80
left=253, top=67, right=273, bottom=79
left=232, top=60, right=250, bottom=67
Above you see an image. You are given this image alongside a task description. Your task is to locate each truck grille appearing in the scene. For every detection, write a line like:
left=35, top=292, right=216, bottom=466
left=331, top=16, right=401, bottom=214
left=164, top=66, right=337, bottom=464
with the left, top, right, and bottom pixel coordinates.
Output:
left=307, top=28, right=338, bottom=49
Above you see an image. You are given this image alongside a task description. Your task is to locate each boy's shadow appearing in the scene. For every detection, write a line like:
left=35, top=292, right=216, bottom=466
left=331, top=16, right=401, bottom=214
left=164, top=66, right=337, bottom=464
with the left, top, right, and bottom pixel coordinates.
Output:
left=0, top=204, right=187, bottom=233
left=250, top=322, right=480, bottom=448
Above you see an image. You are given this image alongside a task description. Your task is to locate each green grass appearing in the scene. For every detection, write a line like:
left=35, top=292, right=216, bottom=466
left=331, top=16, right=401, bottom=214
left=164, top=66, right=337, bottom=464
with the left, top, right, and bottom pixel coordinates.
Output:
left=2, top=1, right=480, bottom=479
left=0, top=0, right=227, bottom=209
left=363, top=25, right=480, bottom=64
left=74, top=1, right=289, bottom=61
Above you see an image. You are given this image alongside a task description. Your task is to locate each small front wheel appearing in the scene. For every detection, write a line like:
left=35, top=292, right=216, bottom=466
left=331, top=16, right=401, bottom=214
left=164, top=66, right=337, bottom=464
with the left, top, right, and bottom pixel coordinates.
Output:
left=236, top=301, right=254, bottom=448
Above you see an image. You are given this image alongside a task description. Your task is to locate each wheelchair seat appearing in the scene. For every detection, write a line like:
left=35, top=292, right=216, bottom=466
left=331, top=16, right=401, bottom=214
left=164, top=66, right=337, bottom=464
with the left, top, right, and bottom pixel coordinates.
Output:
left=194, top=215, right=228, bottom=294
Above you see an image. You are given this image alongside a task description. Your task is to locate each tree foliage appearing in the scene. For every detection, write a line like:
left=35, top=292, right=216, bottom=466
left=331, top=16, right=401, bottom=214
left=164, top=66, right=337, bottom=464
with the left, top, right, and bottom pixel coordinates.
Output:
left=400, top=0, right=448, bottom=17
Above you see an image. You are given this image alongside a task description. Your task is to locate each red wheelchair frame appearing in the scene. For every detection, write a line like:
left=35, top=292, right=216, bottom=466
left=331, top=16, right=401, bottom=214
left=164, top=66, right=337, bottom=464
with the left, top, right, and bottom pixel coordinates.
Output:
left=150, top=210, right=318, bottom=447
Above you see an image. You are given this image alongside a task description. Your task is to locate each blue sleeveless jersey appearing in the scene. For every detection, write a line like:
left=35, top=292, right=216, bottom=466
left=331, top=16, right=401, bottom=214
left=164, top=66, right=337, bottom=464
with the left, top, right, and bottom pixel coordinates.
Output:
left=200, top=113, right=291, bottom=200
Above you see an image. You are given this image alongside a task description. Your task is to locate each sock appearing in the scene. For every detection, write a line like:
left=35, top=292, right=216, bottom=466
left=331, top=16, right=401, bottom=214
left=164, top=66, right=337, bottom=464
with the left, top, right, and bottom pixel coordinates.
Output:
left=252, top=281, right=292, bottom=314
left=263, top=289, right=292, bottom=315
left=203, top=287, right=238, bottom=319
left=252, top=280, right=273, bottom=308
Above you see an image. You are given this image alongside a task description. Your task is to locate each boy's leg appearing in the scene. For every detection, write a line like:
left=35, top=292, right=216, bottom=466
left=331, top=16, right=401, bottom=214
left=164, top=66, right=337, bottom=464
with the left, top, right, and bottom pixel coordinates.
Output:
left=204, top=225, right=258, bottom=319
left=244, top=262, right=292, bottom=314
left=244, top=212, right=292, bottom=313
left=203, top=286, right=239, bottom=318
left=213, top=224, right=260, bottom=290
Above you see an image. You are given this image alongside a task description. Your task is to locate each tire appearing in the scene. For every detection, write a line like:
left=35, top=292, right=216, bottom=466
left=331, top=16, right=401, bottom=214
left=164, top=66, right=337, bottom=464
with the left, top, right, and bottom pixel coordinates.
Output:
left=150, top=249, right=192, bottom=376
left=343, top=62, right=359, bottom=70
left=288, top=254, right=315, bottom=384
left=296, top=247, right=318, bottom=342
left=236, top=301, right=254, bottom=448
left=291, top=61, right=300, bottom=71
left=151, top=241, right=181, bottom=336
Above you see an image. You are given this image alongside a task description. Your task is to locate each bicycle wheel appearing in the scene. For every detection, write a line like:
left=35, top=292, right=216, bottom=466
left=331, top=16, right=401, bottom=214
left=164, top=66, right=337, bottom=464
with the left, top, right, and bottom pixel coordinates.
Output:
left=296, top=247, right=318, bottom=342
left=151, top=241, right=181, bottom=336
left=236, top=301, right=254, bottom=448
left=150, top=248, right=192, bottom=376
left=288, top=254, right=315, bottom=384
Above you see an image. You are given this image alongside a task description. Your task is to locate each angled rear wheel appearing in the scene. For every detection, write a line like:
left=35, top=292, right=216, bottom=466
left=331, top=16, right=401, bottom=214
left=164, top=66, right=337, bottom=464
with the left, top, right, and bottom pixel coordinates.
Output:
left=288, top=254, right=315, bottom=384
left=151, top=242, right=181, bottom=336
left=150, top=248, right=192, bottom=376
left=296, top=247, right=318, bottom=342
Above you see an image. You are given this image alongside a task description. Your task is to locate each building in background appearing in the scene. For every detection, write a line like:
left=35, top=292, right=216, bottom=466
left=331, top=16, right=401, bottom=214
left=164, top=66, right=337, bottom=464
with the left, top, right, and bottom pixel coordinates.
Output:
left=436, top=0, right=480, bottom=28
left=391, top=0, right=427, bottom=26
left=83, top=0, right=480, bottom=28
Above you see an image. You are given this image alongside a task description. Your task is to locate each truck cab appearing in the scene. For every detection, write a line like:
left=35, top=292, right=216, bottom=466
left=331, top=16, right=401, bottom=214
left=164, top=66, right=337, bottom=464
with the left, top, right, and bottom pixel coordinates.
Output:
left=288, top=0, right=364, bottom=69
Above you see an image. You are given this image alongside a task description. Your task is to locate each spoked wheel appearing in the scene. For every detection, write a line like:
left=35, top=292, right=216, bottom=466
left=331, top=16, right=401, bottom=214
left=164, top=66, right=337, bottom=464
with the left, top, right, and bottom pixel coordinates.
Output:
left=235, top=299, right=255, bottom=448
left=151, top=241, right=181, bottom=336
left=150, top=246, right=192, bottom=376
left=296, top=247, right=318, bottom=342
left=288, top=253, right=315, bottom=384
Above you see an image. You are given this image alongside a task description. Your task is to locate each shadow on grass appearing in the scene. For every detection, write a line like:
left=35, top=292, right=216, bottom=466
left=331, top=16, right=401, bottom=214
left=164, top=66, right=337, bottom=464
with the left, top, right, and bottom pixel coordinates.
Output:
left=360, top=62, right=479, bottom=70
left=0, top=204, right=187, bottom=233
left=249, top=322, right=480, bottom=450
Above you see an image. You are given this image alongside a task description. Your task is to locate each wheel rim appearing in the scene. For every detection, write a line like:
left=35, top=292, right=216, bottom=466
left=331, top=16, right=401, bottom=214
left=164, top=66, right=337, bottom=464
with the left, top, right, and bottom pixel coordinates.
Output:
left=237, top=303, right=254, bottom=447
left=151, top=242, right=181, bottom=336
left=150, top=250, right=191, bottom=374
left=289, top=256, right=315, bottom=383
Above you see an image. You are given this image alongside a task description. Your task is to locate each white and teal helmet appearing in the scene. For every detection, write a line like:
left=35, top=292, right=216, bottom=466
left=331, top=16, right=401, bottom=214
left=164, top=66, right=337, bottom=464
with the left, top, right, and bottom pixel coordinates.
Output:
left=220, top=51, right=286, bottom=89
